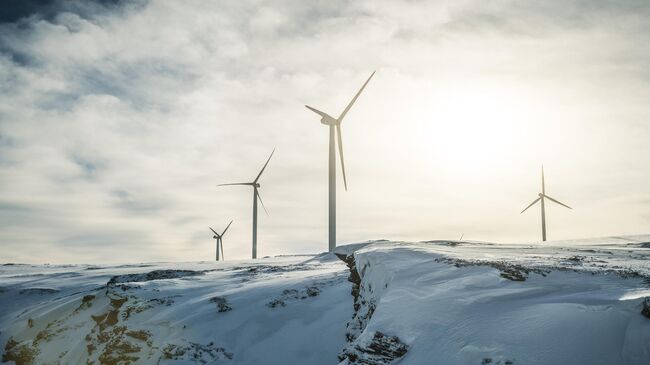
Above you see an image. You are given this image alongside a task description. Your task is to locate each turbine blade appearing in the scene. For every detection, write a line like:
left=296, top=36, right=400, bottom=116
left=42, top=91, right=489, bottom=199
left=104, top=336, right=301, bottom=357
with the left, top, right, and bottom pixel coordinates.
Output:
left=544, top=194, right=572, bottom=209
left=254, top=148, right=275, bottom=183
left=336, top=124, right=348, bottom=191
left=338, top=71, right=375, bottom=122
left=209, top=227, right=220, bottom=238
left=220, top=240, right=225, bottom=261
left=541, top=165, right=545, bottom=195
left=217, top=183, right=251, bottom=187
left=221, top=220, right=233, bottom=236
left=256, top=190, right=269, bottom=216
left=520, top=197, right=541, bottom=214
left=305, top=105, right=329, bottom=118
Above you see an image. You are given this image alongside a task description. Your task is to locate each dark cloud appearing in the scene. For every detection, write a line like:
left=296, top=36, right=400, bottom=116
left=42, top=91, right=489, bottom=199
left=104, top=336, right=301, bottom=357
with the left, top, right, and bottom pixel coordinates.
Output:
left=0, top=0, right=125, bottom=24
left=71, top=153, right=105, bottom=177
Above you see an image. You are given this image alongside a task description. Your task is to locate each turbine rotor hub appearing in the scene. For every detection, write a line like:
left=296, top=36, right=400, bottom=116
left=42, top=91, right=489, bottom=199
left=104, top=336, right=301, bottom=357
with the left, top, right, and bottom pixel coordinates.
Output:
left=320, top=116, right=338, bottom=126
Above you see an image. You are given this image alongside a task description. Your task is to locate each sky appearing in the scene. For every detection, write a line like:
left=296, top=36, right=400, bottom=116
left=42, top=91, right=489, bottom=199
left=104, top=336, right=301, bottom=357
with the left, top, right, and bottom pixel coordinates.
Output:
left=0, top=0, right=649, bottom=264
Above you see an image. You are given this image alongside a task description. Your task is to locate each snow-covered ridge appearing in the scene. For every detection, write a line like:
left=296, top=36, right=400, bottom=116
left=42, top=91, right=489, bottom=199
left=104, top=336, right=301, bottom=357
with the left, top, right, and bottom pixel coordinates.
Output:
left=334, top=235, right=650, bottom=365
left=1, top=235, right=649, bottom=364
left=0, top=256, right=353, bottom=364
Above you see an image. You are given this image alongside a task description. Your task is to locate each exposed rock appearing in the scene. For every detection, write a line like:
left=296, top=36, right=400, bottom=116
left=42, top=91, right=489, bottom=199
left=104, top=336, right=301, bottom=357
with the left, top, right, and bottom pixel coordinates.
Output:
left=74, top=294, right=96, bottom=313
left=434, top=257, right=551, bottom=282
left=209, top=296, right=232, bottom=312
left=306, top=286, right=320, bottom=297
left=339, top=331, right=408, bottom=365
left=160, top=341, right=232, bottom=363
left=2, top=337, right=38, bottom=365
left=107, top=270, right=204, bottom=285
left=642, top=297, right=650, bottom=319
left=232, top=263, right=313, bottom=277
left=266, top=286, right=322, bottom=308
left=336, top=252, right=377, bottom=347
left=335, top=253, right=361, bottom=303
left=122, top=296, right=177, bottom=320
left=266, top=298, right=286, bottom=308
left=125, top=329, right=151, bottom=342
left=499, top=268, right=527, bottom=282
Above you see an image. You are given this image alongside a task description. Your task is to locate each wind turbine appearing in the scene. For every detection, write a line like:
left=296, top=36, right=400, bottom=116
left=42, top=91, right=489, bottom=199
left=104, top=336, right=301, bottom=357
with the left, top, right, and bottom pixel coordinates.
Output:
left=217, top=149, right=274, bottom=259
left=520, top=166, right=572, bottom=241
left=305, top=71, right=375, bottom=252
left=209, top=220, right=232, bottom=261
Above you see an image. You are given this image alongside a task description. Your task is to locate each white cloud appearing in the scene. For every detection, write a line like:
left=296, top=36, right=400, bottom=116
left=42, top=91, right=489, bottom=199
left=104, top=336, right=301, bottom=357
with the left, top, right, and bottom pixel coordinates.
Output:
left=0, top=0, right=649, bottom=263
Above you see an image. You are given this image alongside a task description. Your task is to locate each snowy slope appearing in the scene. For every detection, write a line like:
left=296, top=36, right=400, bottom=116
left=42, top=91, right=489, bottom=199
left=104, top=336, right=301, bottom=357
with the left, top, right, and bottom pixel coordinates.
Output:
left=335, top=235, right=650, bottom=365
left=0, top=255, right=352, bottom=364
left=1, top=235, right=649, bottom=365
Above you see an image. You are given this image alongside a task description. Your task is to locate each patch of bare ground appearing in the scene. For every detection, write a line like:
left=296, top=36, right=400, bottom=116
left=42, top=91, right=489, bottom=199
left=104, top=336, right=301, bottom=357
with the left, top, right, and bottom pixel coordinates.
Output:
left=160, top=341, right=232, bottom=363
left=2, top=337, right=39, bottom=365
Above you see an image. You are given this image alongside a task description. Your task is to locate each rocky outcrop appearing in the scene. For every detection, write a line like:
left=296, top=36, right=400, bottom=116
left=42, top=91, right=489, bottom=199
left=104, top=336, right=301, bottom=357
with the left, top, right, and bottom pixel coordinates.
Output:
left=336, top=252, right=408, bottom=364
left=210, top=296, right=232, bottom=312
left=107, top=269, right=203, bottom=285
left=339, top=331, right=409, bottom=365
left=266, top=286, right=321, bottom=308
left=642, top=297, right=650, bottom=319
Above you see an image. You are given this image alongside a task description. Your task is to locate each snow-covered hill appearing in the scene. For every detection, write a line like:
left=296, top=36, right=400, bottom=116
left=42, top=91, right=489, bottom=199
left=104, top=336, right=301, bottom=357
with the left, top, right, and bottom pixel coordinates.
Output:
left=0, top=255, right=352, bottom=364
left=1, top=235, right=649, bottom=364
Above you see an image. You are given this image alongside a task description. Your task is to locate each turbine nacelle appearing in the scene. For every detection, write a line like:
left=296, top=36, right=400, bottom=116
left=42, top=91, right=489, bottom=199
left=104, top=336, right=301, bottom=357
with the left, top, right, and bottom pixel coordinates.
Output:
left=305, top=105, right=338, bottom=125
left=304, top=71, right=375, bottom=252
left=320, top=115, right=338, bottom=126
left=520, top=166, right=572, bottom=241
left=217, top=150, right=274, bottom=259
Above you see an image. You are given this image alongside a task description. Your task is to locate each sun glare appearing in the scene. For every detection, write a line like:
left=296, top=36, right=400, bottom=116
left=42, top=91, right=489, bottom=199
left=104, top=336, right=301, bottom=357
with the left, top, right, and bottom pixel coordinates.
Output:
left=425, top=83, right=532, bottom=175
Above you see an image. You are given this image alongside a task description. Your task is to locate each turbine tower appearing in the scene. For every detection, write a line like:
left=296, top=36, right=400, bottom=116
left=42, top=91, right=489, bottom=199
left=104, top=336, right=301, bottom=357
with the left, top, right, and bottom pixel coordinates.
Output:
left=209, top=220, right=232, bottom=261
left=217, top=149, right=274, bottom=259
left=520, top=166, right=572, bottom=241
left=305, top=71, right=375, bottom=252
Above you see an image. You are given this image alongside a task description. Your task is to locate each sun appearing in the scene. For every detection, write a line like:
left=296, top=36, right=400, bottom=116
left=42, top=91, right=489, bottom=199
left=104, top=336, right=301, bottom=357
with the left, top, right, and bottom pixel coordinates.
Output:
left=425, top=82, right=535, bottom=176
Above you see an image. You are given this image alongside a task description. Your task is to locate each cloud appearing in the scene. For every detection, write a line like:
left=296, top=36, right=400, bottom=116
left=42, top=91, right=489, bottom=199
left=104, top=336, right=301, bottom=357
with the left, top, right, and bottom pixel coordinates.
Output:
left=0, top=0, right=649, bottom=263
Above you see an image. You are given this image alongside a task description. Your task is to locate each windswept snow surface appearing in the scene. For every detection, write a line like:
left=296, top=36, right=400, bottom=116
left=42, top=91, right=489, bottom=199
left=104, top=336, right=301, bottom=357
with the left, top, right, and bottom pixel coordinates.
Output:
left=1, top=235, right=649, bottom=364
left=0, top=254, right=352, bottom=364
left=335, top=235, right=650, bottom=365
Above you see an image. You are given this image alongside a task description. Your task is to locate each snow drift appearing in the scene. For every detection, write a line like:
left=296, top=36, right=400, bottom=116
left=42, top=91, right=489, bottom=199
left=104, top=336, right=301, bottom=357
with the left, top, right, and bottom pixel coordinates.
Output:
left=335, top=236, right=650, bottom=365
left=1, top=235, right=649, bottom=364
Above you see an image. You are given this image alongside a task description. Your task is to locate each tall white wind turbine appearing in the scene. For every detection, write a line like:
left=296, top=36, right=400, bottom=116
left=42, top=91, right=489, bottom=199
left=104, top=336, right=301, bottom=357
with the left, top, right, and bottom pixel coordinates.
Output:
left=305, top=71, right=375, bottom=252
left=217, top=149, right=274, bottom=258
left=209, top=220, right=232, bottom=261
left=520, top=166, right=572, bottom=241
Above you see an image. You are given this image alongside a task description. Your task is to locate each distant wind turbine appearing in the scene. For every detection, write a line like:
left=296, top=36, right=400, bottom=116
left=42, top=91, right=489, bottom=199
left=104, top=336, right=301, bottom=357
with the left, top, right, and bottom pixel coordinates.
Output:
left=217, top=149, right=274, bottom=259
left=305, top=71, right=376, bottom=252
left=520, top=166, right=572, bottom=241
left=209, top=220, right=232, bottom=261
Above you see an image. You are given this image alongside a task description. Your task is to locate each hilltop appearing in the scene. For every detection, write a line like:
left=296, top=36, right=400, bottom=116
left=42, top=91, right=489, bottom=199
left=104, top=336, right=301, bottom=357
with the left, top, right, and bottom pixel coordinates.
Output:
left=1, top=235, right=649, bottom=364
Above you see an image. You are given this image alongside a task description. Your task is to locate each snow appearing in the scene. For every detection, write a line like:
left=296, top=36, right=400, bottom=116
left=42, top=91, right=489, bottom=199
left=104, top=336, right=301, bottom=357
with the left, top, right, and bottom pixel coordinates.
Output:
left=0, top=255, right=352, bottom=364
left=1, top=235, right=649, bottom=364
left=335, top=235, right=650, bottom=365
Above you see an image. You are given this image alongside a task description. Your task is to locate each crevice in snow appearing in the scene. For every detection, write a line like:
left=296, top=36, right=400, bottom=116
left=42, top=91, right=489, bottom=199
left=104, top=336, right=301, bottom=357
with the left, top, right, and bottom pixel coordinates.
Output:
left=336, top=252, right=408, bottom=364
